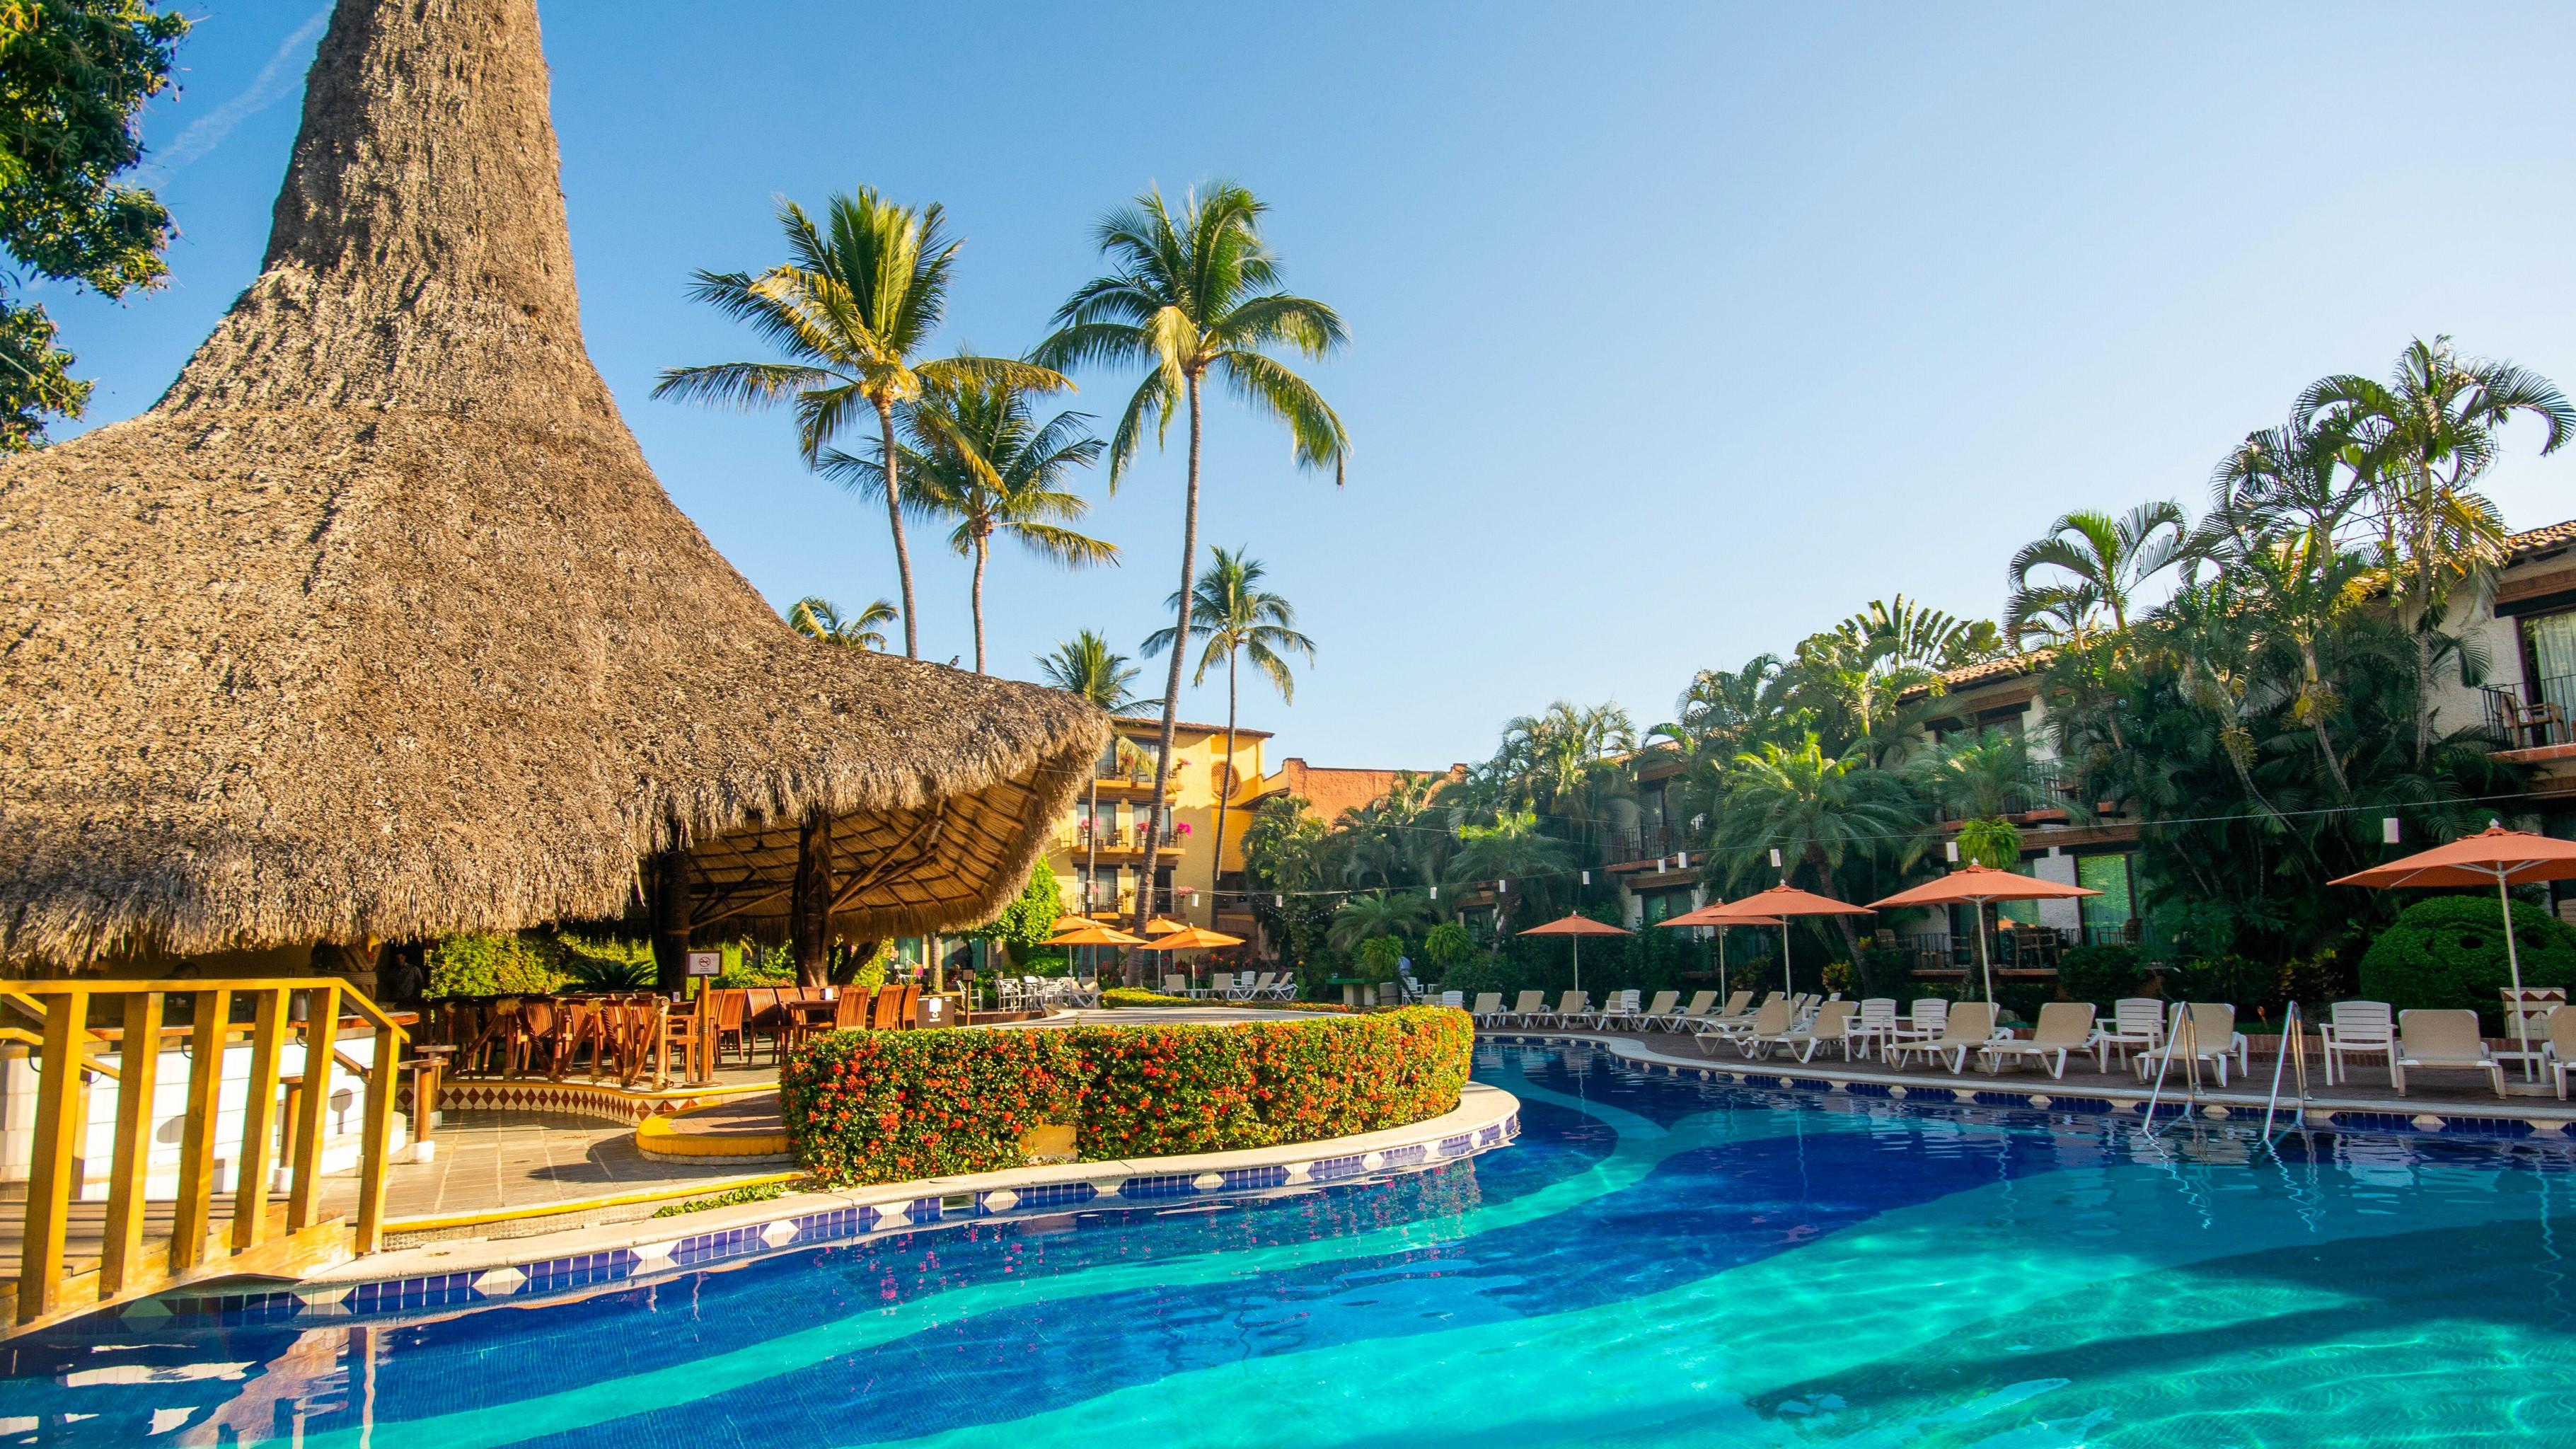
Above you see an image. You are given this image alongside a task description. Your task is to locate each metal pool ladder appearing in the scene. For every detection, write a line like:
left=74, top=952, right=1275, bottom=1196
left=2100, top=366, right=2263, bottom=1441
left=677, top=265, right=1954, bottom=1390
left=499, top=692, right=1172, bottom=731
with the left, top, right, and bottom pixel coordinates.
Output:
left=2261, top=1000, right=2311, bottom=1145
left=2140, top=1001, right=2204, bottom=1140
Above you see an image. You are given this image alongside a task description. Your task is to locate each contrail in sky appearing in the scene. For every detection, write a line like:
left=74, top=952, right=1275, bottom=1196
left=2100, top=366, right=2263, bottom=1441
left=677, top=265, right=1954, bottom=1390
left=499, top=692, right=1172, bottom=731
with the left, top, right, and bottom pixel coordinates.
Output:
left=134, top=8, right=333, bottom=189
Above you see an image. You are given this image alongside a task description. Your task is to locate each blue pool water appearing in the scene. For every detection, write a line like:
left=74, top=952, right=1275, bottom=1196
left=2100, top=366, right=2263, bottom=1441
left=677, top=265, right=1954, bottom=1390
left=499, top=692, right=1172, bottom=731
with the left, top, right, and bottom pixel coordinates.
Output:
left=8, top=1040, right=2576, bottom=1445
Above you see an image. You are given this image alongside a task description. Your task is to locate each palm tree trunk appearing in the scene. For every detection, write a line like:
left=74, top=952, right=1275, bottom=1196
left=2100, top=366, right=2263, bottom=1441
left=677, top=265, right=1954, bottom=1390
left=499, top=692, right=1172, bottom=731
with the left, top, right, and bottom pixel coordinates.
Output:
left=1212, top=650, right=1238, bottom=911
left=877, top=396, right=920, bottom=659
left=1132, top=374, right=1202, bottom=932
left=969, top=531, right=989, bottom=674
left=2301, top=644, right=2350, bottom=794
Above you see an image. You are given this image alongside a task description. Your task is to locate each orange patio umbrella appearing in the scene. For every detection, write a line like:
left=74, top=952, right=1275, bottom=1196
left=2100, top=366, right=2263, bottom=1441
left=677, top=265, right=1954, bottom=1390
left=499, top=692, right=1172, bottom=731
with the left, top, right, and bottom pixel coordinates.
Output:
left=1517, top=913, right=1631, bottom=994
left=2331, top=825, right=2576, bottom=1061
left=1133, top=925, right=1244, bottom=951
left=1869, top=862, right=2098, bottom=1004
left=1043, top=923, right=1146, bottom=947
left=1140, top=916, right=1192, bottom=936
left=1659, top=904, right=1784, bottom=1001
left=1699, top=883, right=1874, bottom=995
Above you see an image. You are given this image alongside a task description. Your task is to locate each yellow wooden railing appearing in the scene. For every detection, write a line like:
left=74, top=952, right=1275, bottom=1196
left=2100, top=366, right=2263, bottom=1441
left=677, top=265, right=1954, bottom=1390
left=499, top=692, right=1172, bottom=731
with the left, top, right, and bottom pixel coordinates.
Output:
left=0, top=979, right=409, bottom=1332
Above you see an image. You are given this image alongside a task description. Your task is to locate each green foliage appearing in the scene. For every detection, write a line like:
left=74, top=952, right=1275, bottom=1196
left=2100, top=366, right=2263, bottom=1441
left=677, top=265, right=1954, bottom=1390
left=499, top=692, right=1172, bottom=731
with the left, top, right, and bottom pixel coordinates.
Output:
left=970, top=858, right=1063, bottom=957
left=1354, top=935, right=1404, bottom=983
left=715, top=942, right=797, bottom=987
left=1422, top=921, right=1474, bottom=974
left=1952, top=816, right=2021, bottom=869
left=1099, top=986, right=1194, bottom=1008
left=425, top=933, right=565, bottom=998
left=1015, top=947, right=1073, bottom=976
left=1856, top=942, right=1916, bottom=999
left=2057, top=943, right=2144, bottom=1005
left=649, top=1182, right=787, bottom=1218
left=779, top=1009, right=1471, bottom=1186
left=0, top=0, right=190, bottom=449
left=2357, top=895, right=2576, bottom=1031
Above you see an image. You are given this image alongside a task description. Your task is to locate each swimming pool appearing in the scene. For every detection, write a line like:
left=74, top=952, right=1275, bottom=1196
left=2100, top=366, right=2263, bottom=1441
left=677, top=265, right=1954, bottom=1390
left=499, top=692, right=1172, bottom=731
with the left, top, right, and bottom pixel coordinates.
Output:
left=7, top=1039, right=2575, bottom=1446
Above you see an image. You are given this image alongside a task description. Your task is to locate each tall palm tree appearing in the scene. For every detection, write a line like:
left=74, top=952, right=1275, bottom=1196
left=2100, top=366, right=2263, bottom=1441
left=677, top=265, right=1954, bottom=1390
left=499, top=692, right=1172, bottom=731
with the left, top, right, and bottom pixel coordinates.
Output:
left=1038, top=630, right=1141, bottom=917
left=2297, top=337, right=2574, bottom=756
left=786, top=595, right=897, bottom=651
left=2004, top=502, right=2191, bottom=651
left=825, top=375, right=1116, bottom=673
left=1141, top=547, right=1315, bottom=900
left=1035, top=184, right=1349, bottom=929
left=654, top=190, right=1065, bottom=658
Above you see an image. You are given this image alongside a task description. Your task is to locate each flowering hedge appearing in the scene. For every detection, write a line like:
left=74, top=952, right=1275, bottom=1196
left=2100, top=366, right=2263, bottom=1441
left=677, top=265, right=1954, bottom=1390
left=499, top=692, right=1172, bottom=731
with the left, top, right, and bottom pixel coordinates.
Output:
left=777, top=1007, right=1473, bottom=1187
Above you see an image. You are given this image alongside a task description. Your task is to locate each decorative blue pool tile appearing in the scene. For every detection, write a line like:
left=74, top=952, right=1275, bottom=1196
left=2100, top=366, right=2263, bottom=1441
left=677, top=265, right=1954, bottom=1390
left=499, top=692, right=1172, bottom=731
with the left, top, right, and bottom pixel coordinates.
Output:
left=1006, top=1181, right=1099, bottom=1211
left=1308, top=1153, right=1367, bottom=1182
left=1439, top=1133, right=1474, bottom=1156
left=1789, top=1077, right=1834, bottom=1092
left=1973, top=1091, right=2033, bottom=1107
left=1844, top=1081, right=1894, bottom=1097
left=1116, top=1173, right=1198, bottom=1199
left=2328, top=1109, right=2420, bottom=1132
left=2045, top=1096, right=2115, bottom=1114
left=2440, top=1115, right=2536, bottom=1137
left=1219, top=1165, right=1291, bottom=1191
left=524, top=1249, right=638, bottom=1293
left=1380, top=1144, right=1428, bottom=1168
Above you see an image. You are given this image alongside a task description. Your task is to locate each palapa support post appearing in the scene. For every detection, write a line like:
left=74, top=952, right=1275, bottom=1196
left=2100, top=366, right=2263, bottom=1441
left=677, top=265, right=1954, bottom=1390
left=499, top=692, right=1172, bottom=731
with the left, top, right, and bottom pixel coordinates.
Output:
left=793, top=810, right=833, bottom=988
left=650, top=845, right=693, bottom=995
left=99, top=991, right=165, bottom=1295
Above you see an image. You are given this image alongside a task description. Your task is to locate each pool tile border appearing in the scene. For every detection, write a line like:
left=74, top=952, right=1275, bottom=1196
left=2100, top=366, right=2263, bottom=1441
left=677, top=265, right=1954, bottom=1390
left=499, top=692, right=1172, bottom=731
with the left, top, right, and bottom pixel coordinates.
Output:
left=97, top=1083, right=1522, bottom=1334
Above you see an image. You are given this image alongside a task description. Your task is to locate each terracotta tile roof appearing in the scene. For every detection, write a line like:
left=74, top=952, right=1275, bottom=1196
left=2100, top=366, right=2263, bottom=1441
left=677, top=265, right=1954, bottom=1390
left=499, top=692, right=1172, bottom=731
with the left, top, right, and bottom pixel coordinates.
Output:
left=1894, top=648, right=2055, bottom=703
left=2506, top=519, right=2576, bottom=561
left=1248, top=759, right=1469, bottom=822
left=1110, top=715, right=1273, bottom=740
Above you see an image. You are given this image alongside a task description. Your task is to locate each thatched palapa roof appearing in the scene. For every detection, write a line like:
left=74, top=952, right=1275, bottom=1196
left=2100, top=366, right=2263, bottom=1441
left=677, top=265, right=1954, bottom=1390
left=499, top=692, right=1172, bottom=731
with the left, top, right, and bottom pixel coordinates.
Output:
left=0, top=0, right=1106, bottom=966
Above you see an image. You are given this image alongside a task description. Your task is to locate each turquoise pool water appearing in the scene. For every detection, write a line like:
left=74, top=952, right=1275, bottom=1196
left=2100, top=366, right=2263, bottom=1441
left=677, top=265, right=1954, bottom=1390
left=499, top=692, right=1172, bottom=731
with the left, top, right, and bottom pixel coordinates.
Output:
left=6, top=1039, right=2576, bottom=1445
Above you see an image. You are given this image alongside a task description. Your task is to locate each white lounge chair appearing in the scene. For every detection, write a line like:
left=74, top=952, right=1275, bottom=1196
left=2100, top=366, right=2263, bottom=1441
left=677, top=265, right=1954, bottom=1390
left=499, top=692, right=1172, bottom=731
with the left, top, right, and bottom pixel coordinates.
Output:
left=1772, top=1000, right=1860, bottom=1063
left=1503, top=989, right=1548, bottom=1026
left=2093, top=997, right=2166, bottom=1070
left=2318, top=999, right=2396, bottom=1088
left=2545, top=1007, right=2576, bottom=1100
left=1978, top=1001, right=2100, bottom=1079
left=1692, top=990, right=1772, bottom=1048
left=1723, top=997, right=1799, bottom=1058
left=1468, top=991, right=1505, bottom=1024
left=1161, top=974, right=1191, bottom=997
left=2131, top=1003, right=2248, bottom=1087
left=1633, top=990, right=1680, bottom=1029
left=1537, top=990, right=1590, bottom=1027
left=2393, top=1008, right=2505, bottom=1098
left=1660, top=990, right=1721, bottom=1031
left=1887, top=1000, right=2000, bottom=1073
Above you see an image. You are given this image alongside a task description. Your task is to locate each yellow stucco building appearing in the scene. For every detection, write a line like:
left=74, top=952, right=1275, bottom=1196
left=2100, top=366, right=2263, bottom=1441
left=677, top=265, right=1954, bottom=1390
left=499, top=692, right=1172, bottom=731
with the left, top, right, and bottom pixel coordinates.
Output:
left=1050, top=717, right=1273, bottom=932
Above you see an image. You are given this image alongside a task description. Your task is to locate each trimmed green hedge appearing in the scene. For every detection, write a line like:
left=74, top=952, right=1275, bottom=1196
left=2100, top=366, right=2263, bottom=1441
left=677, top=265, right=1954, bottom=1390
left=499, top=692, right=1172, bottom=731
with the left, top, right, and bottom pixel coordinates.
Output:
left=2357, top=895, right=2576, bottom=1029
left=778, top=1008, right=1474, bottom=1187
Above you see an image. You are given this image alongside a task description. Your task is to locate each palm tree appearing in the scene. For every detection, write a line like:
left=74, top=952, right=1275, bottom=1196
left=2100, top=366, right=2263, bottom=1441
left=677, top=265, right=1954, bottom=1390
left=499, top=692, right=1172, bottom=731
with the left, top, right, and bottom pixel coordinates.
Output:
left=825, top=374, right=1116, bottom=673
left=1716, top=735, right=1924, bottom=955
left=1035, top=184, right=1349, bottom=929
left=1141, top=547, right=1315, bottom=899
left=655, top=190, right=1064, bottom=658
left=2004, top=502, right=2192, bottom=651
left=787, top=595, right=897, bottom=651
left=2297, top=337, right=2574, bottom=756
left=1327, top=890, right=1430, bottom=952
left=1038, top=630, right=1141, bottom=917
left=1447, top=811, right=1573, bottom=933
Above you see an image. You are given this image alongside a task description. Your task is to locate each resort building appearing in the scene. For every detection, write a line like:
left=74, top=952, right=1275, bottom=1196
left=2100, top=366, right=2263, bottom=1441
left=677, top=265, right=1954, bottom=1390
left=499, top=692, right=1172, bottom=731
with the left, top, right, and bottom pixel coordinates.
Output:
left=1873, top=516, right=2576, bottom=964
left=1048, top=718, right=1274, bottom=928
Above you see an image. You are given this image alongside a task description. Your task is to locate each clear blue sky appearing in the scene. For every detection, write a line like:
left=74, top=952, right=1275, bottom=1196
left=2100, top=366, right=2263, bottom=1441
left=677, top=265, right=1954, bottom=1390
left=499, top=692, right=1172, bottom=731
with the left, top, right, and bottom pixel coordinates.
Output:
left=45, top=2, right=2576, bottom=769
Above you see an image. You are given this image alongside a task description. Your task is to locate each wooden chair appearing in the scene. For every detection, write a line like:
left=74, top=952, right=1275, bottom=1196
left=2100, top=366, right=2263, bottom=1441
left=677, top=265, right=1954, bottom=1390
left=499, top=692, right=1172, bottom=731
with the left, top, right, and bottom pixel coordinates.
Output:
left=831, top=986, right=871, bottom=1030
left=869, top=985, right=905, bottom=1031
left=897, top=983, right=923, bottom=1029
left=704, top=988, right=749, bottom=1066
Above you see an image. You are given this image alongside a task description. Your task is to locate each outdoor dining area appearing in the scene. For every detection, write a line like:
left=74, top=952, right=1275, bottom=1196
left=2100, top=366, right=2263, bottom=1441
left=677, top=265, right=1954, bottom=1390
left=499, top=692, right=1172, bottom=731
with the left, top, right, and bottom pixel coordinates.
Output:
left=422, top=982, right=947, bottom=1091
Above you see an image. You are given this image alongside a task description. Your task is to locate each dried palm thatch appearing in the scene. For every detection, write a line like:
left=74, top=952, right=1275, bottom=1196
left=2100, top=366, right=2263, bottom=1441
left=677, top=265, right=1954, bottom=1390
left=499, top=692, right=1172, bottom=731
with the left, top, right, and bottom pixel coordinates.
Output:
left=0, top=0, right=1106, bottom=968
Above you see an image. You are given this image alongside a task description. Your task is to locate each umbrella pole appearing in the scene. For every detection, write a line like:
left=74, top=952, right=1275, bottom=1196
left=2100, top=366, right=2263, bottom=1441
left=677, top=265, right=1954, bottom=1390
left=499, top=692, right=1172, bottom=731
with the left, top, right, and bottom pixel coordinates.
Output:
left=1976, top=899, right=1995, bottom=1004
left=2500, top=870, right=2530, bottom=1068
left=1716, top=928, right=1726, bottom=1003
left=1572, top=936, right=1581, bottom=996
left=1781, top=919, right=1793, bottom=995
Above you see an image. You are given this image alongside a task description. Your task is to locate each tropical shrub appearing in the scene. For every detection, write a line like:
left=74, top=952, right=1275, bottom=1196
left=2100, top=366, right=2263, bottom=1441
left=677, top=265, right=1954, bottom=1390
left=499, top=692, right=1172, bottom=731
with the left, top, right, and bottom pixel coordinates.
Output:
left=970, top=858, right=1063, bottom=962
left=1355, top=935, right=1404, bottom=983
left=1855, top=942, right=1914, bottom=999
left=2357, top=896, right=2576, bottom=1029
left=425, top=933, right=564, bottom=997
left=779, top=1008, right=1474, bottom=1185
left=716, top=942, right=797, bottom=988
left=2057, top=943, right=2144, bottom=1005
left=558, top=934, right=655, bottom=989
left=1099, top=987, right=1194, bottom=1008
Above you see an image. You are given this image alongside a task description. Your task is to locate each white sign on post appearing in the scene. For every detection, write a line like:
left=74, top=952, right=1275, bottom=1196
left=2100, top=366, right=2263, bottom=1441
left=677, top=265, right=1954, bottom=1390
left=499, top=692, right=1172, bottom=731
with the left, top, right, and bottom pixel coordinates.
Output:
left=686, top=950, right=722, bottom=977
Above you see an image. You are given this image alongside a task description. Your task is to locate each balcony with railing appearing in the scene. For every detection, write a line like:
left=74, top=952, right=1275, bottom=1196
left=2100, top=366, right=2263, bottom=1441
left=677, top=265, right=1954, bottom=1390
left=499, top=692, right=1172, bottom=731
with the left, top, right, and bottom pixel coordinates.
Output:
left=2483, top=676, right=2575, bottom=756
left=1600, top=826, right=1687, bottom=870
